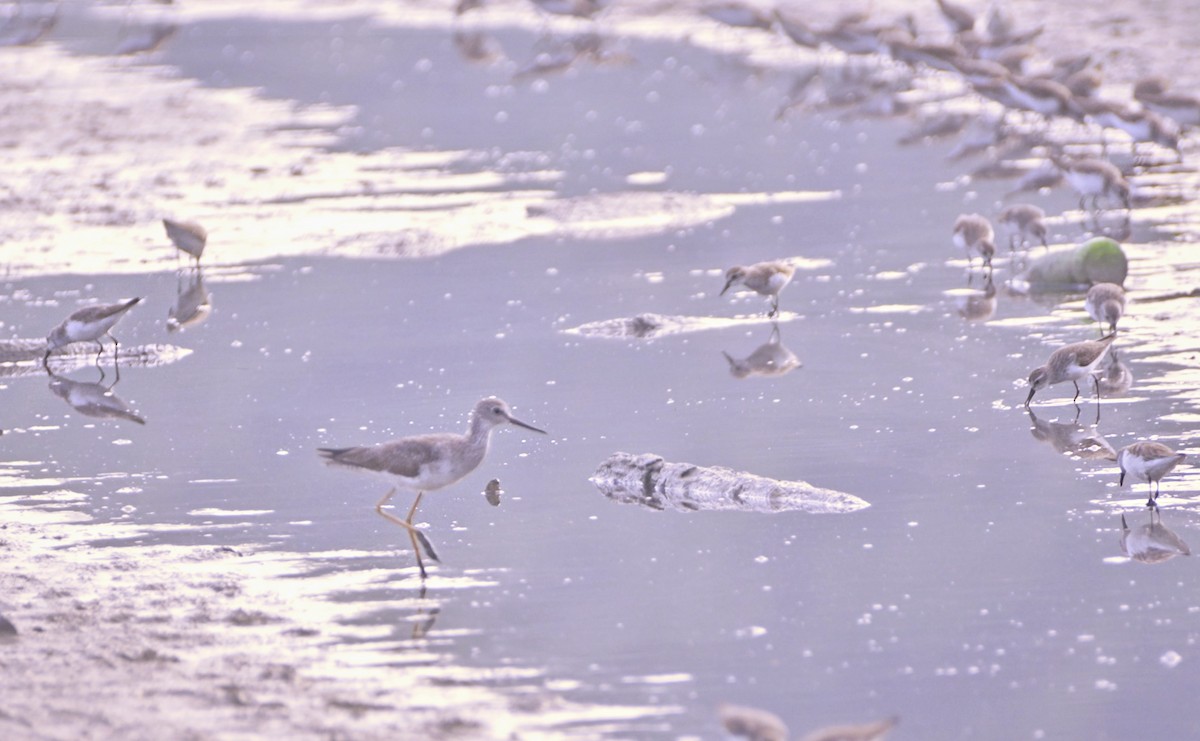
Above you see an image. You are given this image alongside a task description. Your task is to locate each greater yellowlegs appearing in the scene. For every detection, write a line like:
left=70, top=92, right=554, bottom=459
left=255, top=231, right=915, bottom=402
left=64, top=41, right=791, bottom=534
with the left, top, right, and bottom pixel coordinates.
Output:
left=318, top=397, right=546, bottom=579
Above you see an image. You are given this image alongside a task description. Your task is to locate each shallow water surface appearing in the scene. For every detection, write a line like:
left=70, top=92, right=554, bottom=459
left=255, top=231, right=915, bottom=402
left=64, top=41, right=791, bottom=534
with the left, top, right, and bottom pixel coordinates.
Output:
left=5, top=2, right=1200, bottom=739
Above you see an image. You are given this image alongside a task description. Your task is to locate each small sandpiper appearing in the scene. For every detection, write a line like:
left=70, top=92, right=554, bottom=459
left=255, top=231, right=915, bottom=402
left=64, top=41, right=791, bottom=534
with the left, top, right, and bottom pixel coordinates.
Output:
left=1051, top=156, right=1131, bottom=212
left=44, top=297, right=141, bottom=364
left=935, top=0, right=975, bottom=34
left=1089, top=106, right=1180, bottom=153
left=701, top=2, right=774, bottom=31
left=318, top=397, right=546, bottom=579
left=952, top=213, right=995, bottom=270
left=162, top=218, right=207, bottom=264
left=530, top=0, right=603, bottom=19
left=1024, top=333, right=1116, bottom=407
left=1119, top=441, right=1186, bottom=509
left=1133, top=78, right=1200, bottom=130
left=721, top=261, right=795, bottom=318
left=1003, top=75, right=1076, bottom=118
left=997, top=204, right=1048, bottom=252
left=1085, top=282, right=1126, bottom=334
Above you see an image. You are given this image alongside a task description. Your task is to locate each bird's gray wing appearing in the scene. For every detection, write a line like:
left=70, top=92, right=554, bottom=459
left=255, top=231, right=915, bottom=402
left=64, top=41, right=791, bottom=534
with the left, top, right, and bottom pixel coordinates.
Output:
left=321, top=437, right=444, bottom=478
left=71, top=299, right=138, bottom=323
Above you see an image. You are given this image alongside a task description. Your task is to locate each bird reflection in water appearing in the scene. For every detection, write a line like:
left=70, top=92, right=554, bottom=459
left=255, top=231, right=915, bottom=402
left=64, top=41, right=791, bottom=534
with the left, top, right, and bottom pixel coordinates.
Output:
left=453, top=30, right=504, bottom=65
left=718, top=702, right=899, bottom=741
left=47, top=366, right=145, bottom=425
left=408, top=583, right=440, bottom=641
left=1097, top=349, right=1133, bottom=397
left=166, top=267, right=213, bottom=330
left=1026, top=407, right=1116, bottom=461
left=168, top=268, right=212, bottom=333
left=722, top=323, right=801, bottom=379
left=1120, top=510, right=1190, bottom=564
left=956, top=274, right=997, bottom=322
left=512, top=32, right=630, bottom=81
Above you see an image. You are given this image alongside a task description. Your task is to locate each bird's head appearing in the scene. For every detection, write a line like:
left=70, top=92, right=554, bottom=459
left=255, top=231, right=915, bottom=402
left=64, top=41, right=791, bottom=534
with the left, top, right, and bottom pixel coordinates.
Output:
left=45, top=327, right=67, bottom=353
left=1025, top=367, right=1048, bottom=406
left=721, top=267, right=747, bottom=296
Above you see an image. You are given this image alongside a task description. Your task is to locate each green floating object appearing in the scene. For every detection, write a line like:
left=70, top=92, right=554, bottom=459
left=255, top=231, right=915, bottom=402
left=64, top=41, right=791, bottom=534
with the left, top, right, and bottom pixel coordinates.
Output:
left=1020, top=237, right=1128, bottom=292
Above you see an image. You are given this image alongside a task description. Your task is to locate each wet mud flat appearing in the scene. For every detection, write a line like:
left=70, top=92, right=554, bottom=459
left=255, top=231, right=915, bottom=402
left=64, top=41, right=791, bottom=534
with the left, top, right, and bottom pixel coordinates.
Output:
left=0, top=515, right=430, bottom=741
left=0, top=506, right=661, bottom=740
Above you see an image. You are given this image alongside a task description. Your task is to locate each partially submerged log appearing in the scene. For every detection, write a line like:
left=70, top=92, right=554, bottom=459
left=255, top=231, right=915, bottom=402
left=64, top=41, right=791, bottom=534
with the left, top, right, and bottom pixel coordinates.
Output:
left=1015, top=237, right=1127, bottom=292
left=590, top=452, right=870, bottom=514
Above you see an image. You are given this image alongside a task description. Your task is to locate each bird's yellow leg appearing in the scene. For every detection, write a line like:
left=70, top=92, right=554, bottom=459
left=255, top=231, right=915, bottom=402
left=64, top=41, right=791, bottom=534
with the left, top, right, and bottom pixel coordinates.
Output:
left=375, top=489, right=439, bottom=578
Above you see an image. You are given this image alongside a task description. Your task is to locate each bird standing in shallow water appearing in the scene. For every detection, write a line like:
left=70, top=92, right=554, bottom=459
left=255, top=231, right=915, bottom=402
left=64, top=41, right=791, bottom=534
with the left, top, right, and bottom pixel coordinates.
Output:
left=1119, top=442, right=1186, bottom=509
left=1025, top=334, right=1116, bottom=407
left=318, top=397, right=546, bottom=579
left=1052, top=156, right=1131, bottom=212
left=163, top=218, right=207, bottom=265
left=720, top=261, right=795, bottom=318
left=998, top=204, right=1048, bottom=253
left=1085, top=282, right=1126, bottom=334
left=44, top=298, right=141, bottom=364
left=952, top=213, right=995, bottom=271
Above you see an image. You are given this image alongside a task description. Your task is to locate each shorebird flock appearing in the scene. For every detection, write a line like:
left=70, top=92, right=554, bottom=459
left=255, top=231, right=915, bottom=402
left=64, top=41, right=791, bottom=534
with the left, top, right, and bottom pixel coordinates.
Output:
left=33, top=0, right=1196, bottom=576
left=40, top=219, right=210, bottom=367
left=490, top=1, right=1195, bottom=512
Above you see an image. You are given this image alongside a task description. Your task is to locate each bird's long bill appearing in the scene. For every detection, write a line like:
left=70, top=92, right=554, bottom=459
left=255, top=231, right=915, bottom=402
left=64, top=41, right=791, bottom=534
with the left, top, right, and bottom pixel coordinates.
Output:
left=1024, top=386, right=1036, bottom=407
left=507, top=415, right=547, bottom=434
left=1119, top=470, right=1126, bottom=487
left=720, top=277, right=736, bottom=296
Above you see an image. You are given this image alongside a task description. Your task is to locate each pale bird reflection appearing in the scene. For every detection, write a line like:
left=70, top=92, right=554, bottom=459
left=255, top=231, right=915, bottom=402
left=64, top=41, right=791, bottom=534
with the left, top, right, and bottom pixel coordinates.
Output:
left=718, top=703, right=899, bottom=741
left=798, top=716, right=899, bottom=741
left=1026, top=408, right=1116, bottom=461
left=167, top=269, right=212, bottom=333
left=1120, top=510, right=1190, bottom=564
left=718, top=703, right=787, bottom=741
left=453, top=30, right=503, bottom=64
left=47, top=369, right=145, bottom=425
left=114, top=22, right=177, bottom=56
left=722, top=324, right=801, bottom=379
left=409, top=584, right=441, bottom=641
left=1097, top=349, right=1133, bottom=397
left=955, top=275, right=997, bottom=322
